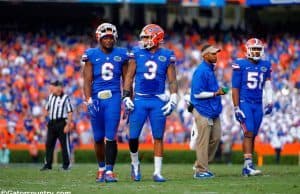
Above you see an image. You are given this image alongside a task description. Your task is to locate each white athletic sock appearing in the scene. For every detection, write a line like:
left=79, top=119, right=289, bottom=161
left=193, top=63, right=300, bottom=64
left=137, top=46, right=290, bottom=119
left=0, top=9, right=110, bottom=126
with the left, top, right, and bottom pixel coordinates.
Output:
left=244, top=158, right=252, bottom=167
left=130, top=152, right=139, bottom=164
left=130, top=152, right=140, bottom=175
left=154, top=156, right=163, bottom=175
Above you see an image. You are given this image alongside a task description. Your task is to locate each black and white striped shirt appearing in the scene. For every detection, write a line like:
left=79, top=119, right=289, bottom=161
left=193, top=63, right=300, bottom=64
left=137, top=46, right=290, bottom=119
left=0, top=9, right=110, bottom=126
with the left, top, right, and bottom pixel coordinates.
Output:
left=46, top=94, right=73, bottom=120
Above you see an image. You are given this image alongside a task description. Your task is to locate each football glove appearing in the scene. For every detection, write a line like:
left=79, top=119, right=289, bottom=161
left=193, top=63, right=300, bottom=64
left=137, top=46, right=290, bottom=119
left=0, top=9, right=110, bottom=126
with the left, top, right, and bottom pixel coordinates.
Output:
left=123, top=97, right=134, bottom=111
left=85, top=98, right=97, bottom=118
left=161, top=93, right=178, bottom=116
left=234, top=106, right=246, bottom=123
left=264, top=104, right=273, bottom=115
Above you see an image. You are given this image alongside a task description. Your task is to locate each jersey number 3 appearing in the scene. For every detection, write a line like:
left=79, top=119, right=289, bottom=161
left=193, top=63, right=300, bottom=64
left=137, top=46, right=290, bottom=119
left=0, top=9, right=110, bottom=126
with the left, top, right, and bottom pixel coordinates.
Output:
left=247, top=72, right=264, bottom=89
left=144, top=61, right=158, bottom=80
left=102, top=63, right=114, bottom=81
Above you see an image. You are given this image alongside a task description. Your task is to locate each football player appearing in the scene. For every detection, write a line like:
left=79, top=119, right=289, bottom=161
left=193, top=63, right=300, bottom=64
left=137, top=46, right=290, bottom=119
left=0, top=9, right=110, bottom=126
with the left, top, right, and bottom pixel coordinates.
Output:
left=232, top=38, right=273, bottom=176
left=123, top=24, right=178, bottom=182
left=82, top=23, right=129, bottom=183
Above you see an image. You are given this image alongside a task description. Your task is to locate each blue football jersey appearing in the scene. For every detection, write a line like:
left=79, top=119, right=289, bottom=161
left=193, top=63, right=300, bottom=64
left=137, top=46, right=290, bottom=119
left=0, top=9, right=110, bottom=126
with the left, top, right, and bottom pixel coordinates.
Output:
left=82, top=47, right=129, bottom=96
left=232, top=58, right=272, bottom=103
left=132, top=47, right=176, bottom=95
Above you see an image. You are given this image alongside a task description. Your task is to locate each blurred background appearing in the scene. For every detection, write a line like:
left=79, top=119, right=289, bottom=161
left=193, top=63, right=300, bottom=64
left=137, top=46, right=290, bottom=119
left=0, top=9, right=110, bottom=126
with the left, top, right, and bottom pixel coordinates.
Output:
left=0, top=0, right=299, bottom=164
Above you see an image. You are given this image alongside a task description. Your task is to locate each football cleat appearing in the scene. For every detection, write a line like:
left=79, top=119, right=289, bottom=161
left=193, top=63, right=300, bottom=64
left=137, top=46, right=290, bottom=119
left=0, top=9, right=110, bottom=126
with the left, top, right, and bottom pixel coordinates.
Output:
left=131, top=164, right=141, bottom=181
left=193, top=171, right=214, bottom=179
left=40, top=165, right=52, bottom=171
left=206, top=171, right=214, bottom=177
left=96, top=170, right=105, bottom=183
left=153, top=174, right=166, bottom=182
left=105, top=171, right=118, bottom=183
left=242, top=163, right=262, bottom=177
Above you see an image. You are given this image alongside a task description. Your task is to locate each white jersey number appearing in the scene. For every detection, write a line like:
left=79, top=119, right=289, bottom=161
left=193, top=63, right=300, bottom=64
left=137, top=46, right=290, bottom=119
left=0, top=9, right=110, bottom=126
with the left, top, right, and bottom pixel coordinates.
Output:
left=101, top=63, right=114, bottom=81
left=144, top=61, right=158, bottom=80
left=247, top=72, right=264, bottom=89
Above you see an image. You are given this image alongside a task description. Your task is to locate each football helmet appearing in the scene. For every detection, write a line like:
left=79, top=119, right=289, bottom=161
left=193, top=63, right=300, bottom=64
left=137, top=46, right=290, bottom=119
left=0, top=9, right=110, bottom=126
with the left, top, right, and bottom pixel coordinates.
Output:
left=95, top=23, right=118, bottom=41
left=246, top=38, right=264, bottom=61
left=139, top=24, right=164, bottom=49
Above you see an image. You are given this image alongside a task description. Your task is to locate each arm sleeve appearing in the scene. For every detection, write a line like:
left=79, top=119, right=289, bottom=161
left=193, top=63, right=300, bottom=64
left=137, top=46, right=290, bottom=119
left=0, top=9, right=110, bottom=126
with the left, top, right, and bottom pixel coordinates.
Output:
left=125, top=50, right=131, bottom=61
left=66, top=96, right=73, bottom=113
left=231, top=62, right=242, bottom=89
left=265, top=62, right=272, bottom=80
left=264, top=80, right=273, bottom=104
left=194, top=92, right=215, bottom=99
left=128, top=47, right=137, bottom=60
left=45, top=94, right=52, bottom=111
left=169, top=50, right=176, bottom=65
left=81, top=49, right=90, bottom=63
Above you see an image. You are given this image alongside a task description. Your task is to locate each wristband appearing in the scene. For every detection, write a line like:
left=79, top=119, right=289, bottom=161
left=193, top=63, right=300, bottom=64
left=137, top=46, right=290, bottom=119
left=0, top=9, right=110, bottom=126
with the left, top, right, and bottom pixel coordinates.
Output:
left=122, top=90, right=131, bottom=99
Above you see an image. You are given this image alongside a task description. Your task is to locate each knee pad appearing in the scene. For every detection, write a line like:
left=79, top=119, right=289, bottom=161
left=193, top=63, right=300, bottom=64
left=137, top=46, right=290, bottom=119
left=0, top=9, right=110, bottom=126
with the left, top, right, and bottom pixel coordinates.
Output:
left=105, top=140, right=117, bottom=165
left=129, top=139, right=139, bottom=153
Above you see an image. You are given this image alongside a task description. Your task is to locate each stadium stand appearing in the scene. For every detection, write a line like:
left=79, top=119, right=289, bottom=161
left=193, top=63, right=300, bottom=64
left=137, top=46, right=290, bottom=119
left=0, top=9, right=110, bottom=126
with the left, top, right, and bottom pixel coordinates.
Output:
left=0, top=2, right=299, bottom=156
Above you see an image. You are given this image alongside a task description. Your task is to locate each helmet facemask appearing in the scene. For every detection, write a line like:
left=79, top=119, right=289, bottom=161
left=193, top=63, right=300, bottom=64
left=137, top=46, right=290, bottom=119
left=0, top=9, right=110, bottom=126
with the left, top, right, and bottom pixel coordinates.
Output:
left=246, top=38, right=264, bottom=61
left=139, top=34, right=155, bottom=49
left=139, top=24, right=164, bottom=50
left=246, top=46, right=264, bottom=61
left=96, top=23, right=118, bottom=41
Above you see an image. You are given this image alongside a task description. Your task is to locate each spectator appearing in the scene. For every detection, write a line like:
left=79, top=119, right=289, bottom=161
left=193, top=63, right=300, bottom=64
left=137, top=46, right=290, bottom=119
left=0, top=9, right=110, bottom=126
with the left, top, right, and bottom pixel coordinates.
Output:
left=0, top=26, right=299, bottom=149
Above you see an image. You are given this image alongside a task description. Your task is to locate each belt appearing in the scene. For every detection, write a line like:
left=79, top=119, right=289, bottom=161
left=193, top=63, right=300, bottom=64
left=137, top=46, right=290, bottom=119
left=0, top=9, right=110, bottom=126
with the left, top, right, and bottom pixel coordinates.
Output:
left=242, top=100, right=262, bottom=104
left=49, top=118, right=66, bottom=122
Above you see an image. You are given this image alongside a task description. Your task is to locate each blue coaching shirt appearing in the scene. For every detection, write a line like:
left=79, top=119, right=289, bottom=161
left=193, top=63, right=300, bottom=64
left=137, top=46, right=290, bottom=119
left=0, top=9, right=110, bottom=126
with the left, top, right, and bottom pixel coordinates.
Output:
left=191, top=61, right=222, bottom=119
left=82, top=47, right=129, bottom=98
left=231, top=59, right=271, bottom=104
left=132, top=47, right=176, bottom=95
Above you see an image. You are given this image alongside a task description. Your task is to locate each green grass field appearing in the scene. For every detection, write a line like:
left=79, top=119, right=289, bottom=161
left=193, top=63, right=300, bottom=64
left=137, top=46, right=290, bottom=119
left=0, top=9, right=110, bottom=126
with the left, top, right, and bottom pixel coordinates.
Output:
left=1, top=164, right=300, bottom=194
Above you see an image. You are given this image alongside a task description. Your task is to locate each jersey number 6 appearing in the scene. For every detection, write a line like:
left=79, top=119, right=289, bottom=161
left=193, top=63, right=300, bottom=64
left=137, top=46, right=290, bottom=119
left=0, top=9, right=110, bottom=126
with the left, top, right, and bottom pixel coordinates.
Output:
left=102, top=62, right=114, bottom=81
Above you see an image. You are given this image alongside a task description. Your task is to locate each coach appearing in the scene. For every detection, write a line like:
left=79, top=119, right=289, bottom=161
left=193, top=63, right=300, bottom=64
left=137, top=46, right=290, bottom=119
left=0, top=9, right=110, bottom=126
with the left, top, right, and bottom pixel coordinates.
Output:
left=41, top=80, right=73, bottom=171
left=190, top=44, right=228, bottom=179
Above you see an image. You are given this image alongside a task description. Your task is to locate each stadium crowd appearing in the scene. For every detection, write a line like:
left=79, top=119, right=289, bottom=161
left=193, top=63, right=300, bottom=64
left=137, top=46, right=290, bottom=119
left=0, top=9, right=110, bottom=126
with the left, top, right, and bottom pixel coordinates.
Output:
left=0, top=24, right=299, bottom=149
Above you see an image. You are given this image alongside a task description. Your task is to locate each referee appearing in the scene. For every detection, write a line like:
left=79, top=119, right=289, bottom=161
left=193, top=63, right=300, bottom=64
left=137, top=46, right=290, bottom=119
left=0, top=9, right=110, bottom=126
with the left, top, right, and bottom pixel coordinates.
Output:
left=41, top=80, right=73, bottom=171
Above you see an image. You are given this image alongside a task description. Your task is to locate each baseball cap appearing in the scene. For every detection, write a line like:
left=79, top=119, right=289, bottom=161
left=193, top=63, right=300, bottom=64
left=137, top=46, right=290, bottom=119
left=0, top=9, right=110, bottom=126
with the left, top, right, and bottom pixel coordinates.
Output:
left=50, top=80, right=63, bottom=87
left=201, top=45, right=221, bottom=57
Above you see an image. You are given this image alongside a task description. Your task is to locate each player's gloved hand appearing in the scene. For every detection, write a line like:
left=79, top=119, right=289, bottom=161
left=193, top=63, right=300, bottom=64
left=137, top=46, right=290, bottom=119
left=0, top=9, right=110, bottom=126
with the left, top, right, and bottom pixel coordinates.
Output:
left=234, top=106, right=246, bottom=123
left=85, top=98, right=96, bottom=118
left=264, top=104, right=273, bottom=115
left=123, top=97, right=134, bottom=111
left=161, top=93, right=178, bottom=116
left=122, top=90, right=134, bottom=111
